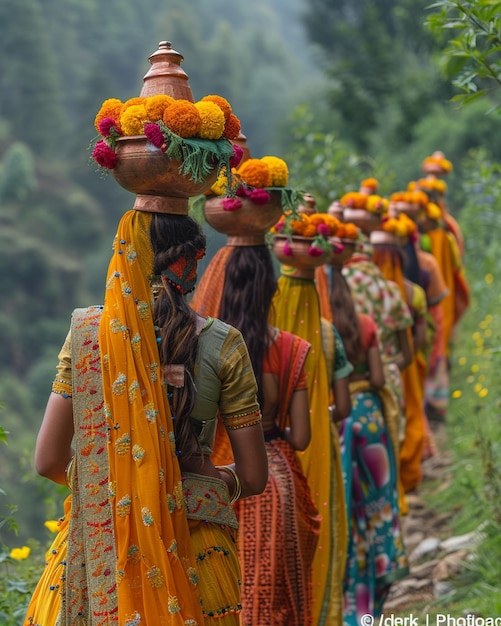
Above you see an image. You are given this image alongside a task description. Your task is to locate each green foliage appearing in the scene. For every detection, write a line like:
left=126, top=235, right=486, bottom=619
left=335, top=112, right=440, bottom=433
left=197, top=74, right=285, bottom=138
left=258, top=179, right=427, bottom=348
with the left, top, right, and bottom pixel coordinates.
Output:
left=423, top=149, right=501, bottom=610
left=426, top=0, right=501, bottom=108
left=0, top=143, right=37, bottom=203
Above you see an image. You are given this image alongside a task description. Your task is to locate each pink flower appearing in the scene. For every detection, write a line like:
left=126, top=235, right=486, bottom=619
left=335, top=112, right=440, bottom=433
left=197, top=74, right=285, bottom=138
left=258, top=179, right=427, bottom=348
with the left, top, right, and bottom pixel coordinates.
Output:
left=144, top=123, right=166, bottom=151
left=274, top=221, right=285, bottom=232
left=333, top=242, right=345, bottom=254
left=249, top=188, right=271, bottom=205
left=222, top=197, right=242, bottom=211
left=236, top=184, right=251, bottom=197
left=92, top=140, right=117, bottom=169
left=229, top=144, right=244, bottom=168
left=98, top=117, right=120, bottom=138
left=283, top=241, right=293, bottom=256
left=308, top=245, right=324, bottom=257
left=317, top=223, right=330, bottom=237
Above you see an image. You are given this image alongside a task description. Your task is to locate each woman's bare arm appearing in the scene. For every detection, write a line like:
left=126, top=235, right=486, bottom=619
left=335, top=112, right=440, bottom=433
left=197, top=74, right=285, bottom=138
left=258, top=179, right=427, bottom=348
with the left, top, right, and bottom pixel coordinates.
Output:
left=34, top=393, right=74, bottom=484
left=367, top=345, right=386, bottom=389
left=226, top=422, right=268, bottom=497
left=284, top=388, right=310, bottom=451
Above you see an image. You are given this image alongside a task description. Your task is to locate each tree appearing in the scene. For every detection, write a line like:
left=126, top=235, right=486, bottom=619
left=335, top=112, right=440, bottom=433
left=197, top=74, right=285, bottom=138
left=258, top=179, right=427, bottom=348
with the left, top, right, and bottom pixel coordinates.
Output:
left=426, top=0, right=501, bottom=108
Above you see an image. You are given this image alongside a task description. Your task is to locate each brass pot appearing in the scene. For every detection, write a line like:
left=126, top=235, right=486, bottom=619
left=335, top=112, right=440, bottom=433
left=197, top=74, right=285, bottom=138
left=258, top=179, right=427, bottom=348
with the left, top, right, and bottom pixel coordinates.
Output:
left=112, top=136, right=218, bottom=214
left=327, top=237, right=356, bottom=268
left=204, top=191, right=283, bottom=245
left=342, top=208, right=381, bottom=235
left=272, top=234, right=329, bottom=273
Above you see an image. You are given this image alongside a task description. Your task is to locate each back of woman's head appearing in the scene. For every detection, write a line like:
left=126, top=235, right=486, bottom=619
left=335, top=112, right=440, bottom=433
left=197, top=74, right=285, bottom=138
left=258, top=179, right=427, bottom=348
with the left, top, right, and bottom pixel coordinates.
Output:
left=219, top=246, right=278, bottom=402
left=329, top=267, right=363, bottom=366
left=150, top=213, right=207, bottom=463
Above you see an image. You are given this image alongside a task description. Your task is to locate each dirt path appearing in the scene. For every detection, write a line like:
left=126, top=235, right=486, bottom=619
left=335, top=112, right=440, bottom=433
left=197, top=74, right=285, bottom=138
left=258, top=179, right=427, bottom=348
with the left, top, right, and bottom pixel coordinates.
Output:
left=383, top=422, right=456, bottom=612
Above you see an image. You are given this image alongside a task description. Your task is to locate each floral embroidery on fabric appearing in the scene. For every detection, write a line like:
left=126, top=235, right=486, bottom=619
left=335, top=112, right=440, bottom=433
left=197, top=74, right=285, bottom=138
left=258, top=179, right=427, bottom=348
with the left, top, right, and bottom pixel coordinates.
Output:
left=159, top=468, right=165, bottom=484
left=108, top=480, right=116, bottom=497
left=128, top=380, right=140, bottom=403
left=131, top=333, right=141, bottom=353
left=132, top=444, right=145, bottom=462
left=127, top=545, right=141, bottom=564
left=168, top=595, right=181, bottom=614
left=166, top=492, right=176, bottom=513
left=141, top=507, right=154, bottom=526
left=136, top=301, right=149, bottom=320
left=147, top=565, right=164, bottom=588
left=124, top=611, right=141, bottom=626
left=174, top=481, right=184, bottom=509
left=168, top=430, right=176, bottom=452
left=121, top=280, right=132, bottom=297
left=117, top=495, right=132, bottom=517
left=149, top=362, right=159, bottom=382
left=102, top=353, right=110, bottom=371
left=186, top=567, right=198, bottom=585
left=112, top=373, right=127, bottom=395
left=167, top=539, right=178, bottom=554
left=115, top=433, right=131, bottom=455
left=144, top=403, right=158, bottom=423
left=110, top=318, right=129, bottom=338
left=126, top=244, right=137, bottom=263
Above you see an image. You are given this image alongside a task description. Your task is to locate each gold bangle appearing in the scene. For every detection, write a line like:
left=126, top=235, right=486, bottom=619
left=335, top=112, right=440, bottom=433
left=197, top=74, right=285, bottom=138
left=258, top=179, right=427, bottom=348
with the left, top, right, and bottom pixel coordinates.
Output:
left=65, top=456, right=75, bottom=490
left=216, top=465, right=242, bottom=504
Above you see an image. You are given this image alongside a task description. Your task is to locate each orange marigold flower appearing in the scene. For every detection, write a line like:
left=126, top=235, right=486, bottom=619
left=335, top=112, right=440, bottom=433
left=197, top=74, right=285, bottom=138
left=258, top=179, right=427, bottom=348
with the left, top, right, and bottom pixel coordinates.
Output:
left=120, top=104, right=148, bottom=136
left=145, top=95, right=175, bottom=124
left=194, top=101, right=226, bottom=140
left=340, top=191, right=367, bottom=209
left=201, top=94, right=232, bottom=121
left=94, top=98, right=123, bottom=133
left=121, top=97, right=147, bottom=113
left=382, top=217, right=399, bottom=233
left=360, top=177, right=379, bottom=191
left=222, top=113, right=241, bottom=140
left=260, top=156, right=289, bottom=187
left=237, top=158, right=271, bottom=188
left=343, top=223, right=359, bottom=239
left=163, top=99, right=201, bottom=138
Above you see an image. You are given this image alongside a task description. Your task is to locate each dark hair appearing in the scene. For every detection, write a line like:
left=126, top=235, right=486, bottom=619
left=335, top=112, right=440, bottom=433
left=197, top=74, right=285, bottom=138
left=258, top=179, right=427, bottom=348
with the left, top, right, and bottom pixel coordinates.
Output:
left=150, top=213, right=206, bottom=463
left=219, top=246, right=277, bottom=407
left=329, top=267, right=363, bottom=367
left=402, top=239, right=422, bottom=286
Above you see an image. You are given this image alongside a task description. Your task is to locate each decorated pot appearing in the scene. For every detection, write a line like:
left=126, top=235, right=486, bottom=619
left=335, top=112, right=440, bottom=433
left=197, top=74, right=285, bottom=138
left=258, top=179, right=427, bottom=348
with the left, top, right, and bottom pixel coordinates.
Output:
left=327, top=236, right=357, bottom=268
left=112, top=136, right=218, bottom=214
left=204, top=190, right=283, bottom=245
left=370, top=230, right=407, bottom=247
left=342, top=208, right=381, bottom=235
left=272, top=235, right=330, bottom=275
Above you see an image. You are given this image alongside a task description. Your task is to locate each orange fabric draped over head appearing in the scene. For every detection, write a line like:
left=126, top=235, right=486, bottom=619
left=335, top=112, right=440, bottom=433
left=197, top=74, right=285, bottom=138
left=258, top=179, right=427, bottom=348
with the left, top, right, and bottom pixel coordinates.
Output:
left=98, top=209, right=204, bottom=624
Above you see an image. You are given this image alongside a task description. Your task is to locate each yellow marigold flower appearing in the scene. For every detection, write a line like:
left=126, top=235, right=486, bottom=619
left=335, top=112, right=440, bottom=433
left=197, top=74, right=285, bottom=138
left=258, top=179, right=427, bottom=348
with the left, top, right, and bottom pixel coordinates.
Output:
left=479, top=388, right=489, bottom=398
left=223, top=113, right=241, bottom=140
left=382, top=217, right=399, bottom=233
left=120, top=104, right=148, bottom=136
left=194, top=101, right=225, bottom=140
left=94, top=98, right=124, bottom=133
left=471, top=364, right=479, bottom=373
left=163, top=99, right=201, bottom=138
left=210, top=171, right=229, bottom=196
left=201, top=94, right=232, bottom=120
left=366, top=195, right=388, bottom=214
left=485, top=273, right=494, bottom=284
left=458, top=356, right=467, bottom=366
left=237, top=158, right=271, bottom=188
left=261, top=156, right=289, bottom=187
left=451, top=390, right=462, bottom=399
left=426, top=202, right=442, bottom=221
left=10, top=546, right=31, bottom=560
left=145, top=95, right=175, bottom=123
left=44, top=520, right=60, bottom=533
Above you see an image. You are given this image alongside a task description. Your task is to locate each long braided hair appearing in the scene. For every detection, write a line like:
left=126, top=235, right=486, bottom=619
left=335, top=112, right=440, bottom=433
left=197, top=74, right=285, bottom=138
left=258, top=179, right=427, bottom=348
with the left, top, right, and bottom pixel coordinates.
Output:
left=150, top=213, right=206, bottom=463
left=219, top=245, right=277, bottom=407
left=329, top=267, right=363, bottom=367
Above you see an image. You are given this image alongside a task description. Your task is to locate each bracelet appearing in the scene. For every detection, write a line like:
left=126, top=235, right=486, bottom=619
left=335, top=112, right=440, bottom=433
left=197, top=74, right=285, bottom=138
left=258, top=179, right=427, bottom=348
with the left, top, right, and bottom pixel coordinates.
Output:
left=216, top=465, right=242, bottom=504
left=65, top=456, right=75, bottom=490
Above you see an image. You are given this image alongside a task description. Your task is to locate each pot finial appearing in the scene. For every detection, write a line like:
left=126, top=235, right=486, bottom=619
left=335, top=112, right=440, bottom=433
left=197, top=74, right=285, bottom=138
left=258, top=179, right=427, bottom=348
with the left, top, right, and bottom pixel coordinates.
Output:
left=140, top=41, right=194, bottom=101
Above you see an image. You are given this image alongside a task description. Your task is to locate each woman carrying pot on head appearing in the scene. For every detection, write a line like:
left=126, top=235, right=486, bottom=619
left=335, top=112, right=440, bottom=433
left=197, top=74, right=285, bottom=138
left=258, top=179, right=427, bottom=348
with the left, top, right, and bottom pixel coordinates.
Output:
left=25, top=210, right=268, bottom=626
